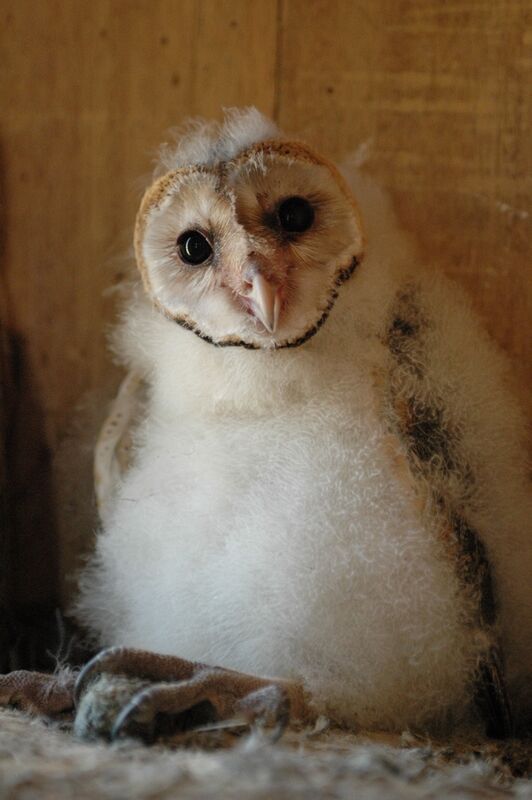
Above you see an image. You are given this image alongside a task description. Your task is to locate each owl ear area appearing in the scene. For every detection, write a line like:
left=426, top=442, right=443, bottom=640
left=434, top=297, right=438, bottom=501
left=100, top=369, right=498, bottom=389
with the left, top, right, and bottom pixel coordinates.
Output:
left=134, top=165, right=220, bottom=295
left=228, top=138, right=366, bottom=255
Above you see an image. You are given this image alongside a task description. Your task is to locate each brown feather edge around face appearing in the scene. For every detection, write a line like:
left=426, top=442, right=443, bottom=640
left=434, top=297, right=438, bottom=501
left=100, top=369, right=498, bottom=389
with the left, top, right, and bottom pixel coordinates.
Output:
left=133, top=139, right=364, bottom=350
left=384, top=285, right=513, bottom=738
left=152, top=255, right=359, bottom=351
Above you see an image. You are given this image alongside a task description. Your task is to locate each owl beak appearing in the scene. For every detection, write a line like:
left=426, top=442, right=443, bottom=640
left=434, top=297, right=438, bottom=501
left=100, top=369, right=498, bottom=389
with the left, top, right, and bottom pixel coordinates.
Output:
left=245, top=272, right=282, bottom=334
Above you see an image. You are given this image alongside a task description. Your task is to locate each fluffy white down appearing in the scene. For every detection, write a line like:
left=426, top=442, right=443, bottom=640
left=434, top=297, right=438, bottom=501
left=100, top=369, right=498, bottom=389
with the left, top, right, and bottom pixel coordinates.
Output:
left=155, top=107, right=280, bottom=176
left=76, top=114, right=532, bottom=733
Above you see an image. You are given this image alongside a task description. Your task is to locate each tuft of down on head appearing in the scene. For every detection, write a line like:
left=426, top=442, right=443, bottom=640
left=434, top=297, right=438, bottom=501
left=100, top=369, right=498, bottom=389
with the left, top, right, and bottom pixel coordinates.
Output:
left=155, top=107, right=281, bottom=175
left=135, top=108, right=365, bottom=350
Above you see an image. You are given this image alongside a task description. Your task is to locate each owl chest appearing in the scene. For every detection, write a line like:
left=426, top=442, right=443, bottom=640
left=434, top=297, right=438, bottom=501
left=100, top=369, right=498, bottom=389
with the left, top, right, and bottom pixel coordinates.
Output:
left=124, top=399, right=396, bottom=555
left=107, top=393, right=470, bottom=689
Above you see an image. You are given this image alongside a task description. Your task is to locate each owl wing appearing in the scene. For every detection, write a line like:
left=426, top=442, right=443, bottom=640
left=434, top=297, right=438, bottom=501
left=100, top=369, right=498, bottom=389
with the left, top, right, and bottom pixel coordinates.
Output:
left=94, top=370, right=146, bottom=521
left=382, top=279, right=520, bottom=737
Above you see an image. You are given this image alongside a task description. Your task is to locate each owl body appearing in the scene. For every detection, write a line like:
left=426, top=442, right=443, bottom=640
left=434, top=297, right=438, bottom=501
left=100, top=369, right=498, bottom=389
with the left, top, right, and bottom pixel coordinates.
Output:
left=76, top=111, right=532, bottom=733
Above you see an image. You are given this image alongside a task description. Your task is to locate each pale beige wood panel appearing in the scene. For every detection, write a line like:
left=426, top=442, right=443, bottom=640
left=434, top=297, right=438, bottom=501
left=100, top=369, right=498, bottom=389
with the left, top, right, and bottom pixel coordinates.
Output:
left=278, top=0, right=531, bottom=405
left=190, top=0, right=278, bottom=118
left=1, top=0, right=277, bottom=607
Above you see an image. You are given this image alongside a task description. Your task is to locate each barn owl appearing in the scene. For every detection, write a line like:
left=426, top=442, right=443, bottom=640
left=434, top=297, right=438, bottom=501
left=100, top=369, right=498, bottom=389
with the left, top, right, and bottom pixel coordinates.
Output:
left=1, top=108, right=531, bottom=742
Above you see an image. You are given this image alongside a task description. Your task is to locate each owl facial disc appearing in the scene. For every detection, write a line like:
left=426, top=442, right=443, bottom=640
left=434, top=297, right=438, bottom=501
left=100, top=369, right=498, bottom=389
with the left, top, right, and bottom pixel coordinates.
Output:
left=135, top=140, right=365, bottom=350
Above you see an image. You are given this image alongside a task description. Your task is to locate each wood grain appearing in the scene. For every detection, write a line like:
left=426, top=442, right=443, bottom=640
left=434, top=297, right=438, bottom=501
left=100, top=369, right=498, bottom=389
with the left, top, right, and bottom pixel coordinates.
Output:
left=278, top=0, right=531, bottom=399
left=1, top=0, right=530, bottom=612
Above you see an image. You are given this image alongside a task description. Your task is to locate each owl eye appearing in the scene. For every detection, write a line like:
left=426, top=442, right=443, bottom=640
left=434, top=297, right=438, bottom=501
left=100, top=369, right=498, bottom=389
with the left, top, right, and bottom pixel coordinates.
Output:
left=277, top=196, right=315, bottom=234
left=177, top=230, right=213, bottom=266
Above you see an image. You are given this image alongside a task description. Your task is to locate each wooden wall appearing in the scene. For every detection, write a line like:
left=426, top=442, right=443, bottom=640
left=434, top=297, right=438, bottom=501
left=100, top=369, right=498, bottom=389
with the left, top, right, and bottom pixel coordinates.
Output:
left=2, top=1, right=531, bottom=613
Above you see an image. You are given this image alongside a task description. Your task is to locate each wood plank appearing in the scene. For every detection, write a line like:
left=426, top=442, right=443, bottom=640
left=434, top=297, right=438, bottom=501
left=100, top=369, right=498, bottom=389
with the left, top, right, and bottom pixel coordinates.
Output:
left=278, top=0, right=532, bottom=407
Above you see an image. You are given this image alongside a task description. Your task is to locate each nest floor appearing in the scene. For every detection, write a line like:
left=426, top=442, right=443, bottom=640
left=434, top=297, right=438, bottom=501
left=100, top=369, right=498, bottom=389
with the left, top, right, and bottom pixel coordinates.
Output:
left=1, top=709, right=532, bottom=799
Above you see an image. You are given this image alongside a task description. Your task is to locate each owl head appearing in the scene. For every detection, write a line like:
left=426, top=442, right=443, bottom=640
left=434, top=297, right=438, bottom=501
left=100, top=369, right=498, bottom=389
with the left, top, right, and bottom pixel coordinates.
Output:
left=134, top=108, right=365, bottom=350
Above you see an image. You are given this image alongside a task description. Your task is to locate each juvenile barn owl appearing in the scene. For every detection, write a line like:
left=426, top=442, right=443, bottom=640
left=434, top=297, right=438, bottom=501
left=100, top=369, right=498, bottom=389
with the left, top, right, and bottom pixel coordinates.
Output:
left=1, top=109, right=531, bottom=741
